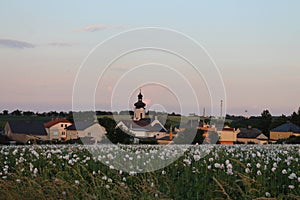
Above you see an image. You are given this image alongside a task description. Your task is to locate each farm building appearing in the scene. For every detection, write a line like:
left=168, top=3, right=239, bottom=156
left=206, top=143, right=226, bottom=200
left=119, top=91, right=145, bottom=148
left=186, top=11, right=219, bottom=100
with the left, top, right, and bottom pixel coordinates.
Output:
left=270, top=122, right=300, bottom=141
left=236, top=126, right=268, bottom=144
left=4, top=121, right=48, bottom=144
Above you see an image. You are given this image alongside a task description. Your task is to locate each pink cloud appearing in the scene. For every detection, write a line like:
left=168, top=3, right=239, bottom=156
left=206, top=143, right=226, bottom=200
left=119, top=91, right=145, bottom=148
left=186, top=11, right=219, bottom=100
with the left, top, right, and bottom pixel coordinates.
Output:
left=74, top=24, right=128, bottom=32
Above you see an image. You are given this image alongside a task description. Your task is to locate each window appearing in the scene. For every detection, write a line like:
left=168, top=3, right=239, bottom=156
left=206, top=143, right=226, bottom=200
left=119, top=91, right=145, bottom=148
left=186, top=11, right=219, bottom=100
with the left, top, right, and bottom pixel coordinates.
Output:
left=62, top=132, right=66, bottom=136
left=53, top=131, right=58, bottom=136
left=65, top=124, right=67, bottom=128
left=87, top=132, right=91, bottom=136
left=61, top=124, right=63, bottom=127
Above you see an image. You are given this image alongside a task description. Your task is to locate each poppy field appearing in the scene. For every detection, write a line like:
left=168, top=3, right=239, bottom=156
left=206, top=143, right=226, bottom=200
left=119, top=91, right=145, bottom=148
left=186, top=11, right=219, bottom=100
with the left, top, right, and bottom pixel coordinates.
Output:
left=0, top=144, right=299, bottom=199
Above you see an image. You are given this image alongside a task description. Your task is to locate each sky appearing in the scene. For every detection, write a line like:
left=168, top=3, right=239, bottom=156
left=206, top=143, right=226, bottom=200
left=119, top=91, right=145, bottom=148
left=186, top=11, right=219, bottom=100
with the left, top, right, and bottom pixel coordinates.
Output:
left=0, top=0, right=299, bottom=116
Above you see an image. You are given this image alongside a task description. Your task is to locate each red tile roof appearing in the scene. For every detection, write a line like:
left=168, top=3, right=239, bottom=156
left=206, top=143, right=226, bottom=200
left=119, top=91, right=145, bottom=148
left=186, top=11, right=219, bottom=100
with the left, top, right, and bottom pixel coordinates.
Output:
left=44, top=118, right=71, bottom=128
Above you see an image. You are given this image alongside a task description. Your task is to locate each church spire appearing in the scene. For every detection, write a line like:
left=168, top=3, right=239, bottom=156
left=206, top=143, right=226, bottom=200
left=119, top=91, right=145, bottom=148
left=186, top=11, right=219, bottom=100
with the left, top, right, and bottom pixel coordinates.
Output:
left=133, top=89, right=146, bottom=121
left=138, top=88, right=143, bottom=101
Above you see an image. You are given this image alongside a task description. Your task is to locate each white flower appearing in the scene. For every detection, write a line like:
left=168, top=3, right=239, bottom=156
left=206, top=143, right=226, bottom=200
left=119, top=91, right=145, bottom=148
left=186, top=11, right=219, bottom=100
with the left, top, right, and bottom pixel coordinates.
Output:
left=183, top=159, right=191, bottom=165
left=129, top=171, right=136, bottom=176
left=102, top=176, right=107, bottom=180
left=273, top=163, right=277, bottom=168
left=193, top=154, right=201, bottom=161
left=298, top=177, right=300, bottom=182
left=16, top=179, right=21, bottom=183
left=75, top=180, right=80, bottom=185
left=245, top=168, right=250, bottom=174
left=256, top=163, right=261, bottom=169
left=162, top=170, right=166, bottom=175
left=227, top=169, right=233, bottom=175
left=225, top=160, right=230, bottom=165
left=265, top=192, right=271, bottom=197
left=108, top=178, right=113, bottom=183
left=257, top=152, right=261, bottom=157
left=226, top=163, right=232, bottom=169
left=214, top=163, right=221, bottom=169
left=271, top=167, right=276, bottom=172
left=207, top=165, right=211, bottom=170
left=62, top=191, right=66, bottom=196
left=257, top=170, right=262, bottom=176
left=209, top=158, right=214, bottom=162
left=282, top=169, right=287, bottom=174
left=105, top=185, right=110, bottom=189
left=288, top=173, right=297, bottom=180
left=288, top=185, right=295, bottom=189
left=33, top=168, right=38, bottom=176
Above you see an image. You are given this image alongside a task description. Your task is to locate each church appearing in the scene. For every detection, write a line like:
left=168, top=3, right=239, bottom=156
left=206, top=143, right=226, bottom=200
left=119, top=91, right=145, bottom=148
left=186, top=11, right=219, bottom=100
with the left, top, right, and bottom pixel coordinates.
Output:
left=116, top=90, right=167, bottom=141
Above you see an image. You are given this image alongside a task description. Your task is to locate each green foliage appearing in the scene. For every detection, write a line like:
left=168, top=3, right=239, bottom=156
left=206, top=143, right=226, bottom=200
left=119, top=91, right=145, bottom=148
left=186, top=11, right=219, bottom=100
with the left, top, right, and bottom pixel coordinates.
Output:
left=105, top=127, right=134, bottom=144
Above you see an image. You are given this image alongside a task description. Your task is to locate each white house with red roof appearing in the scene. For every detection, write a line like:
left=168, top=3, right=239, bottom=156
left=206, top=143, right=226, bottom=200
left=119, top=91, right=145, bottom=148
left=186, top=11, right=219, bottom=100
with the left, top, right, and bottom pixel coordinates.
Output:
left=44, top=118, right=72, bottom=141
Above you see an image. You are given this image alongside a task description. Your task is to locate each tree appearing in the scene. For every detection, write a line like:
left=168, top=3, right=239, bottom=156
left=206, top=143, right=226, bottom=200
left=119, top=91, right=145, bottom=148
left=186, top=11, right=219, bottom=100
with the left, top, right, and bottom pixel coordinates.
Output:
left=98, top=117, right=116, bottom=135
left=291, top=107, right=300, bottom=126
left=270, top=114, right=288, bottom=130
left=23, top=111, right=34, bottom=116
left=106, top=127, right=133, bottom=144
left=2, top=110, right=8, bottom=115
left=11, top=109, right=22, bottom=116
left=260, top=109, right=272, bottom=136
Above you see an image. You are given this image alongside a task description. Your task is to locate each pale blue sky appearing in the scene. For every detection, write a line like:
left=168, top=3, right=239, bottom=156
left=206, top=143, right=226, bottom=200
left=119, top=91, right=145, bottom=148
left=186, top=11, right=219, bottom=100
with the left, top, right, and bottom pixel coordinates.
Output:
left=0, top=1, right=299, bottom=116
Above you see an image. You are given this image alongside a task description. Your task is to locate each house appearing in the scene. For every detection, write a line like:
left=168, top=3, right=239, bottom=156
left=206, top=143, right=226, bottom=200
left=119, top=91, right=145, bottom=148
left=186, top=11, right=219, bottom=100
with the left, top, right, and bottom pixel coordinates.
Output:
left=66, top=121, right=107, bottom=143
left=236, top=126, right=268, bottom=144
left=270, top=122, right=300, bottom=141
left=116, top=90, right=167, bottom=141
left=4, top=121, right=48, bottom=144
left=217, top=126, right=239, bottom=145
left=44, top=118, right=72, bottom=141
left=116, top=117, right=167, bottom=139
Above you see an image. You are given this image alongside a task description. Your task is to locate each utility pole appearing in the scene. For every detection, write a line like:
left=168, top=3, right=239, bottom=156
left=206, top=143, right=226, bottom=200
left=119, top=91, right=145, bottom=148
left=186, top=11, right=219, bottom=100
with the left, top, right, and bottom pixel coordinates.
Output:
left=220, top=100, right=223, bottom=119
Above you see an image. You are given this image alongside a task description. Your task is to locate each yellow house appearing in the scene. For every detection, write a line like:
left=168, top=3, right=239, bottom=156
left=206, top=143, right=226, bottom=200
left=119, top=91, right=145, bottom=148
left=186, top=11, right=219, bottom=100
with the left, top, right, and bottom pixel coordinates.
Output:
left=270, top=122, right=300, bottom=141
left=44, top=118, right=72, bottom=141
left=217, top=126, right=239, bottom=145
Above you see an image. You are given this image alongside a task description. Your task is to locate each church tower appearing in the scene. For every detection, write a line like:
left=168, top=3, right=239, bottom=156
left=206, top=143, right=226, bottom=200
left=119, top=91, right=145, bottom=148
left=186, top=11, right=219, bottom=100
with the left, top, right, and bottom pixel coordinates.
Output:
left=133, top=89, right=146, bottom=121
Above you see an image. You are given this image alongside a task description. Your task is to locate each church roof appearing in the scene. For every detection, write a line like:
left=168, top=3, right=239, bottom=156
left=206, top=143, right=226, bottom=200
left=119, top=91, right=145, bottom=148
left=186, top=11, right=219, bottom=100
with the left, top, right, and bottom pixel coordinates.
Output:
left=119, top=118, right=166, bottom=132
left=134, top=90, right=146, bottom=108
left=134, top=101, right=146, bottom=108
